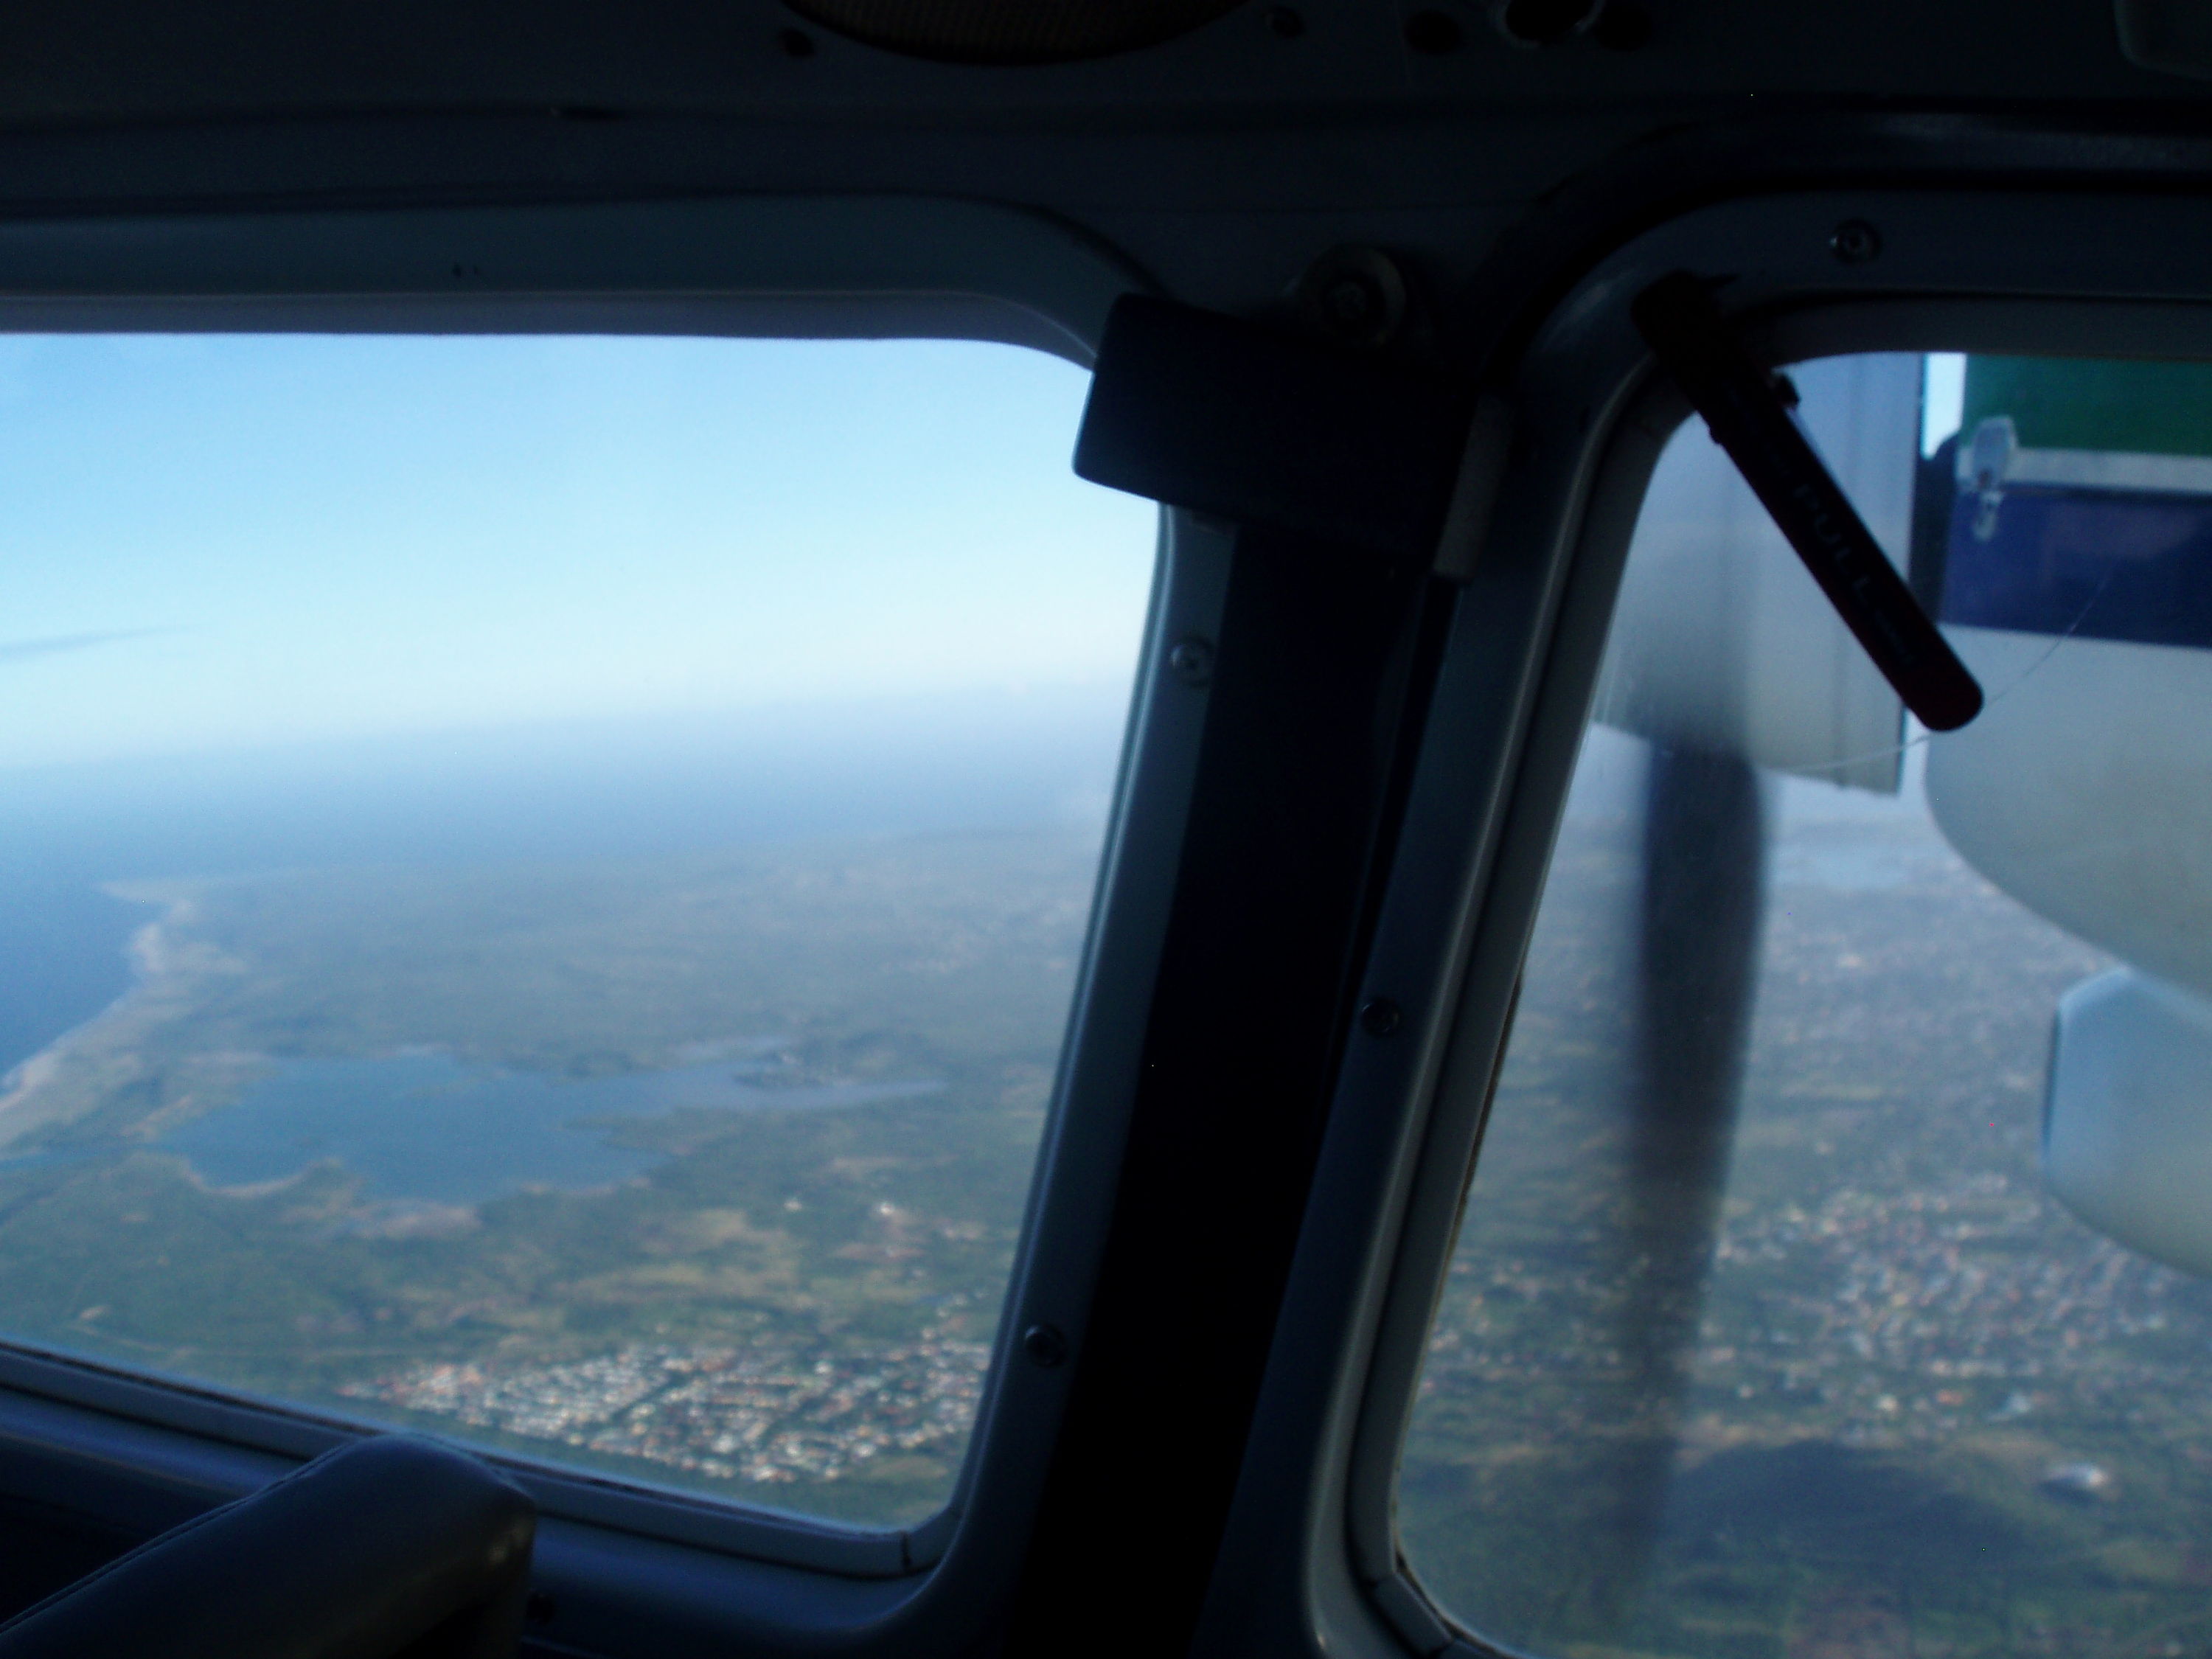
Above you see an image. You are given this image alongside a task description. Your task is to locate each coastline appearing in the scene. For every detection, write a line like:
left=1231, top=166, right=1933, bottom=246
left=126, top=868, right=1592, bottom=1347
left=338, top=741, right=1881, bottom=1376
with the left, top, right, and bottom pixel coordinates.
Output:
left=0, top=894, right=173, bottom=1141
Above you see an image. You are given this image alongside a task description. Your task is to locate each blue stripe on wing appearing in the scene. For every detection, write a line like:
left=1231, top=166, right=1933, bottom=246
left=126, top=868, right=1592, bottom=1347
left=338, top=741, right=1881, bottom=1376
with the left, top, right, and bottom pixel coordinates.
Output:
left=1941, top=487, right=2212, bottom=647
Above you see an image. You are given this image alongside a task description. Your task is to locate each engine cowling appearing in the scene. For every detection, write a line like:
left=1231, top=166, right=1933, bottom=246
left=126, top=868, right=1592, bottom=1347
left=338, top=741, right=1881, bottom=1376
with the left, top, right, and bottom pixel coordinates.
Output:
left=1924, top=356, right=2212, bottom=1276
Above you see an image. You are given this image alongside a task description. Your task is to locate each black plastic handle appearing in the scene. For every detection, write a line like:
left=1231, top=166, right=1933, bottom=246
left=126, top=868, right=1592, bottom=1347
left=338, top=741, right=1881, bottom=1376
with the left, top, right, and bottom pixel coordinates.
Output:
left=1632, top=271, right=1983, bottom=733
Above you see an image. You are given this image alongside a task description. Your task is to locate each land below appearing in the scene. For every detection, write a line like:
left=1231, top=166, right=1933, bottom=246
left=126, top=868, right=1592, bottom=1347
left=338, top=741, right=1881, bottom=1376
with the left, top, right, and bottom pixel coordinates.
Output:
left=1402, top=801, right=2212, bottom=1659
left=0, top=827, right=1099, bottom=1526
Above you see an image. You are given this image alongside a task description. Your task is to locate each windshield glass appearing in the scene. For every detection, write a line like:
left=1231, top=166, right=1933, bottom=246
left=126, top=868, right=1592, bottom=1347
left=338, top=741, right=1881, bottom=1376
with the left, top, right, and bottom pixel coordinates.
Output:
left=1399, top=351, right=2212, bottom=1659
left=0, top=333, right=1155, bottom=1528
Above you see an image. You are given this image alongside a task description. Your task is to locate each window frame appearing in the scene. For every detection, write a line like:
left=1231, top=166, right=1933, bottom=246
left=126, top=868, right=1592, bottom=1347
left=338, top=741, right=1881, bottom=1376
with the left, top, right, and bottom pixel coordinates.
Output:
left=15, top=180, right=2212, bottom=1659
left=1136, top=187, right=2212, bottom=1659
left=0, top=189, right=1228, bottom=1658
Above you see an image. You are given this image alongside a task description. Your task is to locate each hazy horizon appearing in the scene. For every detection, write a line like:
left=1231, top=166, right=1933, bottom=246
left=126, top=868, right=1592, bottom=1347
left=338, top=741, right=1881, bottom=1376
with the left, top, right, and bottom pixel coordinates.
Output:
left=0, top=333, right=1155, bottom=771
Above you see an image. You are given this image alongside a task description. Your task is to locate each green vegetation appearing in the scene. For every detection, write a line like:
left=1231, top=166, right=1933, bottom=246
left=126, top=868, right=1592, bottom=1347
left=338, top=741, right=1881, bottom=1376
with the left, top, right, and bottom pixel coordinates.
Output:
left=12, top=774, right=2210, bottom=1655
left=0, top=829, right=1099, bottom=1526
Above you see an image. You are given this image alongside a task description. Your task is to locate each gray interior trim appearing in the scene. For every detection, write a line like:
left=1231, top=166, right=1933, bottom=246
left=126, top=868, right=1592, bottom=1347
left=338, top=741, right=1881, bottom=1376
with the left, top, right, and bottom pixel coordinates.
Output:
left=0, top=293, right=1102, bottom=361
left=0, top=1373, right=293, bottom=1520
left=1177, top=206, right=1686, bottom=1659
left=888, top=507, right=1229, bottom=1621
left=0, top=194, right=1155, bottom=361
left=1346, top=378, right=1677, bottom=1659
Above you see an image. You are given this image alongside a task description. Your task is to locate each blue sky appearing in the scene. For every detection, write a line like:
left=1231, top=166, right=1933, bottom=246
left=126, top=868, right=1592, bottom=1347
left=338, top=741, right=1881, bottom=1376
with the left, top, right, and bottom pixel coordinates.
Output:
left=0, top=335, right=1158, bottom=772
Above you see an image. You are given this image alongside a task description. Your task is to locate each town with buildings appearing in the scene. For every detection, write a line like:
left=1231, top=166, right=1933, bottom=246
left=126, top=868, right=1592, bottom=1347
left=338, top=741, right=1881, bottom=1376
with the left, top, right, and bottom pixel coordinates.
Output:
left=1400, top=797, right=2212, bottom=1659
left=341, top=1329, right=991, bottom=1488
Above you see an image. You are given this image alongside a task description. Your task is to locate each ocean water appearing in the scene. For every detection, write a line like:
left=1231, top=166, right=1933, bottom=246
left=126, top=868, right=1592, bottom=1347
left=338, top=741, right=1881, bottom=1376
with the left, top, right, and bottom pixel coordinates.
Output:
left=161, top=1050, right=941, bottom=1204
left=0, top=871, right=152, bottom=1082
left=0, top=685, right=1130, bottom=1082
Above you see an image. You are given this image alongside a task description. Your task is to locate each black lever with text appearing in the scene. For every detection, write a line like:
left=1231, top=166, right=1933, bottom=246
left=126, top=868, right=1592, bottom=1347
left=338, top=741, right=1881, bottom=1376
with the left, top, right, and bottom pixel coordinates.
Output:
left=1632, top=271, right=1983, bottom=733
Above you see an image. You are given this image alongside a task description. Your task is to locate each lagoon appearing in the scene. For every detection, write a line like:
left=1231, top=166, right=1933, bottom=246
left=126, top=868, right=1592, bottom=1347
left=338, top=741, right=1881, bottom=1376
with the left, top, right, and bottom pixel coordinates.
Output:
left=161, top=1049, right=938, bottom=1205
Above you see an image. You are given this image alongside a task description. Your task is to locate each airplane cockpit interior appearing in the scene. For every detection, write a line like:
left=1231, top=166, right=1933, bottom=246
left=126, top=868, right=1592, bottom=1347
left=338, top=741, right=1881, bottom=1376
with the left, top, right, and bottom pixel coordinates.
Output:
left=0, top=2, right=2210, bottom=1657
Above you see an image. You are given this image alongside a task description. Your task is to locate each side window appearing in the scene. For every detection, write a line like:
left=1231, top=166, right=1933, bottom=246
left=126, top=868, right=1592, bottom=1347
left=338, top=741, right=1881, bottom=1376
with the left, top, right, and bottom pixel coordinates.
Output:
left=1399, top=352, right=2212, bottom=1658
left=0, top=335, right=1156, bottom=1526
